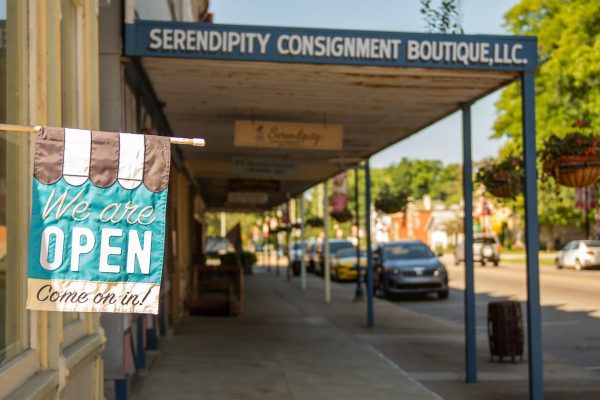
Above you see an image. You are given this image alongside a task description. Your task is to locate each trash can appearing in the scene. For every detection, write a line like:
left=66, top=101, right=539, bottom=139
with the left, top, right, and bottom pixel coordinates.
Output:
left=487, top=301, right=524, bottom=362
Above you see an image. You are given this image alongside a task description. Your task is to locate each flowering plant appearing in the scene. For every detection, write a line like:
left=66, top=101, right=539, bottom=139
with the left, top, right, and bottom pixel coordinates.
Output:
left=306, top=217, right=324, bottom=227
left=375, top=185, right=409, bottom=214
left=475, top=158, right=522, bottom=198
left=539, top=120, right=599, bottom=164
left=330, top=208, right=353, bottom=223
left=539, top=120, right=600, bottom=187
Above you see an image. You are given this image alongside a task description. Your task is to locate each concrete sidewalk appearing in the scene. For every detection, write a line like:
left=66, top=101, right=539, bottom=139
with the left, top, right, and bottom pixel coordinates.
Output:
left=134, top=267, right=439, bottom=400
left=135, top=266, right=599, bottom=399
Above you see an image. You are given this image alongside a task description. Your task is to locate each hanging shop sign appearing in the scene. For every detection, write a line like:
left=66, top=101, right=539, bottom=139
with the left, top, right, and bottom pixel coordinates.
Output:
left=227, top=191, right=269, bottom=205
left=331, top=172, right=349, bottom=213
left=229, top=178, right=280, bottom=193
left=26, top=127, right=170, bottom=314
left=232, top=156, right=298, bottom=178
left=234, top=120, right=343, bottom=150
left=125, top=21, right=537, bottom=72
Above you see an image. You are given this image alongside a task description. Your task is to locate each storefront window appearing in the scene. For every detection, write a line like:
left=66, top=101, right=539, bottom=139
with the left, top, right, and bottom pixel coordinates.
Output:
left=61, top=0, right=82, bottom=326
left=0, top=0, right=29, bottom=365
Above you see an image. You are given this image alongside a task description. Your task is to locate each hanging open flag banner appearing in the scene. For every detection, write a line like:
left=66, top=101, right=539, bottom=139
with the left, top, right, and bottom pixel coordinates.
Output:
left=26, top=127, right=170, bottom=314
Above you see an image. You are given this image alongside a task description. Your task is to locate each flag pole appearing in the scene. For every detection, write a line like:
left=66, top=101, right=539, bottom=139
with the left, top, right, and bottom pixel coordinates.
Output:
left=0, top=124, right=206, bottom=147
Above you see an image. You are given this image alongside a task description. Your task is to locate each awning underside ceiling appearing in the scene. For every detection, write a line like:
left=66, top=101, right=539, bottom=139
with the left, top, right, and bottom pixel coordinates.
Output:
left=141, top=57, right=518, bottom=210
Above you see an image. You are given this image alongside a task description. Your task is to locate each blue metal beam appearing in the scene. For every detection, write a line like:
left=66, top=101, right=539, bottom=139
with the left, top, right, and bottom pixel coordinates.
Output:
left=521, top=71, right=544, bottom=400
left=462, top=104, right=477, bottom=384
left=365, top=161, right=374, bottom=327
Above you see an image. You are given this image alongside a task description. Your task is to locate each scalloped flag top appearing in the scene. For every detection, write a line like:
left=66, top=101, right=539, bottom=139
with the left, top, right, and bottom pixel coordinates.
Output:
left=26, top=127, right=170, bottom=314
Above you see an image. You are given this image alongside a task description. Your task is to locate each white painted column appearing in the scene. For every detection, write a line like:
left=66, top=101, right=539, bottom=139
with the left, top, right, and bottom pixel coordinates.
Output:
left=220, top=212, right=226, bottom=237
left=300, top=195, right=307, bottom=290
left=324, top=182, right=331, bottom=303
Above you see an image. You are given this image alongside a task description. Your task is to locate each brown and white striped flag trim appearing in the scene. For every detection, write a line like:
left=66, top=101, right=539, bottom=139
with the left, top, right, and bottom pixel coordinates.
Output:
left=34, top=127, right=170, bottom=192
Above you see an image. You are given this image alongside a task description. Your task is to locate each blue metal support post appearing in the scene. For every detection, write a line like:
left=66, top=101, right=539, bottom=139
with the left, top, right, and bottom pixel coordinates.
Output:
left=522, top=71, right=544, bottom=400
left=300, top=195, right=307, bottom=290
left=354, top=167, right=364, bottom=301
left=136, top=316, right=146, bottom=370
left=365, top=161, right=374, bottom=327
left=462, top=104, right=477, bottom=383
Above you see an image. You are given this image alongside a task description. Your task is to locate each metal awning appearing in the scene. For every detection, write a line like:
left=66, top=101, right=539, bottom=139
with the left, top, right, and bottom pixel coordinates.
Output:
left=125, top=21, right=536, bottom=211
left=125, top=19, right=544, bottom=400
left=142, top=58, right=518, bottom=209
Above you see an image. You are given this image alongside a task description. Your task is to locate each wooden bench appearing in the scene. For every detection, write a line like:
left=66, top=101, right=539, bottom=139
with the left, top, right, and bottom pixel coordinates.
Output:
left=190, top=264, right=243, bottom=316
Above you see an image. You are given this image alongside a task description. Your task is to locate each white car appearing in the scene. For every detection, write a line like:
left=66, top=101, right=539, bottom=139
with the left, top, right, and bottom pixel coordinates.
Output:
left=555, top=240, right=600, bottom=271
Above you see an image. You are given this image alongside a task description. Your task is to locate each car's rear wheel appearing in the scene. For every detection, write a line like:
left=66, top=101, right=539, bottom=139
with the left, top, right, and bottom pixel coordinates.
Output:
left=438, top=289, right=449, bottom=300
left=493, top=259, right=499, bottom=267
left=555, top=259, right=563, bottom=269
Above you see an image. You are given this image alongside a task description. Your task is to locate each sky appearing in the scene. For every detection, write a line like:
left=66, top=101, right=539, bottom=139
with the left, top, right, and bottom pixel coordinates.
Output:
left=209, top=0, right=520, bottom=167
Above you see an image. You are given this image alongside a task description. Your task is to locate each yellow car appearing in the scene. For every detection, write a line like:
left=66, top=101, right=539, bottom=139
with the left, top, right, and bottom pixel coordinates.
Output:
left=331, top=248, right=367, bottom=281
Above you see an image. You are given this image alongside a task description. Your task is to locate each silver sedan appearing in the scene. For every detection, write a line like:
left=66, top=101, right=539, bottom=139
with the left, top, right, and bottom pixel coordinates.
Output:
left=555, top=240, right=600, bottom=271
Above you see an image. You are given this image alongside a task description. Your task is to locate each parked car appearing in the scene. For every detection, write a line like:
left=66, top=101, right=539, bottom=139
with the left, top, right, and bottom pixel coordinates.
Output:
left=454, top=233, right=501, bottom=266
left=314, top=239, right=354, bottom=276
left=555, top=240, right=600, bottom=270
left=330, top=248, right=367, bottom=281
left=374, top=240, right=448, bottom=299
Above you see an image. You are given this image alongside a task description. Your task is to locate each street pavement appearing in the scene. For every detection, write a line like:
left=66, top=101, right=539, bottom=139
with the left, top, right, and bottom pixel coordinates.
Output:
left=435, top=255, right=600, bottom=368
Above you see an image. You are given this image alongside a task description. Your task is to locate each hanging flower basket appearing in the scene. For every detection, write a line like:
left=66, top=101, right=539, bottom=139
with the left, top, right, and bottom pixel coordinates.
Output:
left=545, top=156, right=600, bottom=188
left=487, top=180, right=521, bottom=198
left=306, top=217, right=324, bottom=227
left=375, top=184, right=409, bottom=215
left=540, top=124, right=600, bottom=188
left=476, top=158, right=522, bottom=199
left=277, top=225, right=292, bottom=233
left=330, top=208, right=353, bottom=223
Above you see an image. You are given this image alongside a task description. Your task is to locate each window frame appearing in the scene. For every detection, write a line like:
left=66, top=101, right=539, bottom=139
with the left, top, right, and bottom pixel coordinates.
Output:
left=0, top=0, right=36, bottom=395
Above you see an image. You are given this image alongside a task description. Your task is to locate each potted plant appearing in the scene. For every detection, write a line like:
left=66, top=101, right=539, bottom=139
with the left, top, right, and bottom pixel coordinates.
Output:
left=475, top=158, right=522, bottom=199
left=540, top=121, right=600, bottom=188
left=374, top=184, right=409, bottom=214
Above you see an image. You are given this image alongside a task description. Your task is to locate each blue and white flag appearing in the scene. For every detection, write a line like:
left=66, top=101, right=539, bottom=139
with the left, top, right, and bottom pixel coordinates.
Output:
left=26, top=127, right=170, bottom=314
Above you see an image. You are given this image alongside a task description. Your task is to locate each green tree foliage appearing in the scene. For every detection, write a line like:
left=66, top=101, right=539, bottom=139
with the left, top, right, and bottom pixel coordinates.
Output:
left=419, top=0, right=464, bottom=34
left=493, top=0, right=599, bottom=229
left=211, top=159, right=463, bottom=245
left=373, top=158, right=462, bottom=205
left=494, top=0, right=600, bottom=148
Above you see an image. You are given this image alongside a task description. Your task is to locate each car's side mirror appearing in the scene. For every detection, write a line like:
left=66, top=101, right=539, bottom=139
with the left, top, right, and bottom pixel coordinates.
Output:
left=436, top=251, right=444, bottom=257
